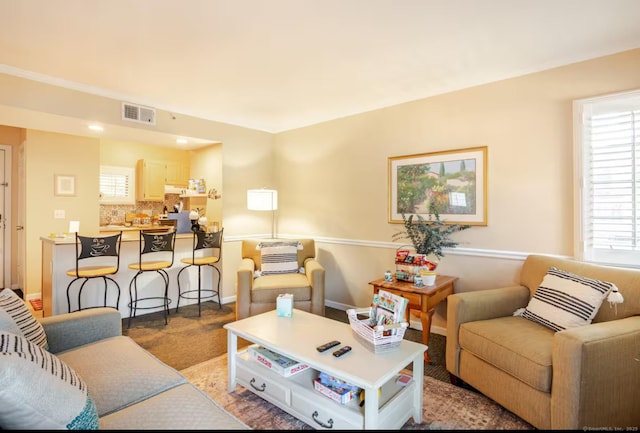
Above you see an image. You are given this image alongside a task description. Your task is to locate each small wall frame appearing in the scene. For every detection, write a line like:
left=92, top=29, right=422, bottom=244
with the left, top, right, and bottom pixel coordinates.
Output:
left=54, top=174, right=76, bottom=196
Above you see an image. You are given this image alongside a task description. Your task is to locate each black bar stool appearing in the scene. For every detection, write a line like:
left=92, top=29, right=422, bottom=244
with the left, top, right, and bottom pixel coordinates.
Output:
left=176, top=229, right=223, bottom=316
left=66, top=232, right=122, bottom=313
left=127, top=229, right=176, bottom=328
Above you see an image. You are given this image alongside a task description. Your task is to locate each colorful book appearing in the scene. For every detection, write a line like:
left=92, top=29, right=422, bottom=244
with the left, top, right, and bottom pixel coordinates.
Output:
left=369, top=290, right=409, bottom=332
left=248, top=345, right=309, bottom=377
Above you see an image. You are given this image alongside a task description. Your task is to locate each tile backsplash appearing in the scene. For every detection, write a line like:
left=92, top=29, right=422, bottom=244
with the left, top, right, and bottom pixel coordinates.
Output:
left=100, top=194, right=180, bottom=225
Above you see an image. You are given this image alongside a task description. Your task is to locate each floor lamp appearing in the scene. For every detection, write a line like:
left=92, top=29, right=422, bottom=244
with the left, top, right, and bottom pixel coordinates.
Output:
left=247, top=189, right=278, bottom=238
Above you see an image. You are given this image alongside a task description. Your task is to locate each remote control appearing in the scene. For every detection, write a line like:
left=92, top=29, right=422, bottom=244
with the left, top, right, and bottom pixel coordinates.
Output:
left=316, top=340, right=341, bottom=352
left=332, top=346, right=352, bottom=358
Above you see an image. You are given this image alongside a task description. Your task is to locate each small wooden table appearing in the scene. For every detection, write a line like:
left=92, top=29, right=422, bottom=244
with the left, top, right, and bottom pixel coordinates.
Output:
left=369, top=275, right=458, bottom=363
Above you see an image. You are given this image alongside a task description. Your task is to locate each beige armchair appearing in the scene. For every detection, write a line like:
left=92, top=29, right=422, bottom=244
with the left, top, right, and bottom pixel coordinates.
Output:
left=446, top=254, right=640, bottom=430
left=236, top=239, right=325, bottom=320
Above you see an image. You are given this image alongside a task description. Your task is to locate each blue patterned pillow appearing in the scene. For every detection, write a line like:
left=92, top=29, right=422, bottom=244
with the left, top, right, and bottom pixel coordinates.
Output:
left=0, top=332, right=99, bottom=430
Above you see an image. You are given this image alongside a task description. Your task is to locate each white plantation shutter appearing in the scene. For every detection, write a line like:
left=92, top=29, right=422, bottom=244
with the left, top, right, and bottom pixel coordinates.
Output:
left=575, top=89, right=640, bottom=267
left=99, top=166, right=135, bottom=204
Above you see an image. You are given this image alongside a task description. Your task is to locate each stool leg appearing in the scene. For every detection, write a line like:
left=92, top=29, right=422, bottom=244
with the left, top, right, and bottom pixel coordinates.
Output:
left=77, top=279, right=89, bottom=312
left=159, top=269, right=169, bottom=325
left=176, top=265, right=189, bottom=313
left=128, top=273, right=140, bottom=329
left=197, top=266, right=202, bottom=317
left=212, top=265, right=222, bottom=309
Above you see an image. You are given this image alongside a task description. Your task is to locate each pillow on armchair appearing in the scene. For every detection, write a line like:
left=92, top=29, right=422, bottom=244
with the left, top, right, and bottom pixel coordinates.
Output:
left=516, top=267, right=619, bottom=331
left=257, top=241, right=303, bottom=275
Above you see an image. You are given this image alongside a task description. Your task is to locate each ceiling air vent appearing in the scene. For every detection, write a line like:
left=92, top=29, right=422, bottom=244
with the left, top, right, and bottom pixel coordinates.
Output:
left=122, top=102, right=156, bottom=125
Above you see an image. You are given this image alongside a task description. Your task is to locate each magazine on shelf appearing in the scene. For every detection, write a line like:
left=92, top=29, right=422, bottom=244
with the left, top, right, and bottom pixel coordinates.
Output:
left=370, top=290, right=409, bottom=333
left=248, top=345, right=309, bottom=377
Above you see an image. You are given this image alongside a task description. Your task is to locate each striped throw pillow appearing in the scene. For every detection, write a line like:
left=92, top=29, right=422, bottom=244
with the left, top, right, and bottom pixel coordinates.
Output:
left=0, top=332, right=99, bottom=430
left=258, top=241, right=302, bottom=275
left=0, top=289, right=49, bottom=350
left=520, top=267, right=615, bottom=331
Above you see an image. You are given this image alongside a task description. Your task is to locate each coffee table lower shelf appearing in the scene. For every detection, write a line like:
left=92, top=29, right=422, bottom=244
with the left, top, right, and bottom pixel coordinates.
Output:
left=233, top=349, right=417, bottom=430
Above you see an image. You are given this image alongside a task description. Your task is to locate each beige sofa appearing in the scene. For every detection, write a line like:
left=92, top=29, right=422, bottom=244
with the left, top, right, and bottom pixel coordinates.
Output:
left=42, top=308, right=247, bottom=430
left=446, top=254, right=640, bottom=430
left=236, top=238, right=325, bottom=320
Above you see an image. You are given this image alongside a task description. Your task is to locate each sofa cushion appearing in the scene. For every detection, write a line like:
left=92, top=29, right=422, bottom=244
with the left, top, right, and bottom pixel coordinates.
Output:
left=57, top=335, right=186, bottom=417
left=258, top=241, right=302, bottom=275
left=99, top=383, right=248, bottom=430
left=459, top=316, right=554, bottom=393
left=0, top=332, right=99, bottom=430
left=252, top=273, right=312, bottom=303
left=0, top=288, right=48, bottom=350
left=521, top=267, right=614, bottom=331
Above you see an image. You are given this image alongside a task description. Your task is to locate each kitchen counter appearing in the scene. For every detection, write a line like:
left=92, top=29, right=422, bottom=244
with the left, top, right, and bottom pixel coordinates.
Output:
left=40, top=230, right=220, bottom=318
left=42, top=230, right=192, bottom=244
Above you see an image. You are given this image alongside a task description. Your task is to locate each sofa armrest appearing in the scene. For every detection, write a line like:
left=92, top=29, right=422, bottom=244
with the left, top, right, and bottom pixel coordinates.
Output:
left=235, top=258, right=256, bottom=320
left=305, top=258, right=325, bottom=316
left=446, top=285, right=530, bottom=376
left=40, top=307, right=122, bottom=354
left=552, top=316, right=640, bottom=429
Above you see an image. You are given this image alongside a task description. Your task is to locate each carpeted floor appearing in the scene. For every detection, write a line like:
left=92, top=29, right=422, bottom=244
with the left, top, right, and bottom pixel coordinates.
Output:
left=123, top=301, right=451, bottom=382
left=125, top=301, right=534, bottom=429
left=181, top=353, right=534, bottom=430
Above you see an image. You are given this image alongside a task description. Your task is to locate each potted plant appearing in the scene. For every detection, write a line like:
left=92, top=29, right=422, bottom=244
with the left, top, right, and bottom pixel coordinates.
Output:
left=392, top=201, right=471, bottom=282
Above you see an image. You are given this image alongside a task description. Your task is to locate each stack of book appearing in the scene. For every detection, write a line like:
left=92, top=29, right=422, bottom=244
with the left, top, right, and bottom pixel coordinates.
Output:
left=248, top=345, right=309, bottom=377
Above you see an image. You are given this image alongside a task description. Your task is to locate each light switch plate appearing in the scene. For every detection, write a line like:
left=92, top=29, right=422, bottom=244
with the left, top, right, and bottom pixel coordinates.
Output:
left=54, top=209, right=65, bottom=219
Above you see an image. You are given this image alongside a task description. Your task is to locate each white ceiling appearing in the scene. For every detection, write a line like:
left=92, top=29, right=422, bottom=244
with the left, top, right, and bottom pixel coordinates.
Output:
left=1, top=0, right=640, bottom=138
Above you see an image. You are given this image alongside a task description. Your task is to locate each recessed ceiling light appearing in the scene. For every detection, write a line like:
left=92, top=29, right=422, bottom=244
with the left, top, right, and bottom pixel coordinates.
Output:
left=176, top=138, right=188, bottom=144
left=88, top=124, right=104, bottom=131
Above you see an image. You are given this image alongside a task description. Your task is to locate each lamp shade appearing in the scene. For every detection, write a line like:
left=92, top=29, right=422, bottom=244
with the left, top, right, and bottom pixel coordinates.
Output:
left=247, top=189, right=278, bottom=211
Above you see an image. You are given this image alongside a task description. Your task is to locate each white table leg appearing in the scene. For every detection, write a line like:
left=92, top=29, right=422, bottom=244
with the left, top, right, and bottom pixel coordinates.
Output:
left=363, top=384, right=380, bottom=428
left=412, top=353, right=424, bottom=423
left=227, top=330, right=238, bottom=393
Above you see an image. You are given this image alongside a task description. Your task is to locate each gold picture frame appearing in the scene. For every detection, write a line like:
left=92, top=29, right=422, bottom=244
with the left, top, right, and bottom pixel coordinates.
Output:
left=54, top=174, right=76, bottom=196
left=388, top=146, right=487, bottom=225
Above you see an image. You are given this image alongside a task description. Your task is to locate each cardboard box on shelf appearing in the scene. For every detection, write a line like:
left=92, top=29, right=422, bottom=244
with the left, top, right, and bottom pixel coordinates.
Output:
left=313, top=378, right=359, bottom=405
left=248, top=345, right=309, bottom=377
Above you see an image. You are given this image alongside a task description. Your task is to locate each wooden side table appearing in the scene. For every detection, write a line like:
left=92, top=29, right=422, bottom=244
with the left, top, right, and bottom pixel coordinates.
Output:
left=368, top=275, right=458, bottom=362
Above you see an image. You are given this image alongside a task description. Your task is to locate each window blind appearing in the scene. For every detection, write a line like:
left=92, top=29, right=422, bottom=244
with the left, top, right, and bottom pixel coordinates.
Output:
left=576, top=90, right=640, bottom=267
left=100, top=166, right=135, bottom=204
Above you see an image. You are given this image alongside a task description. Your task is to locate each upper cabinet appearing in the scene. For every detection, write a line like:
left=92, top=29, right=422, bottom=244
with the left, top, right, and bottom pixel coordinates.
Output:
left=165, top=160, right=190, bottom=186
left=136, top=159, right=190, bottom=201
left=136, top=159, right=165, bottom=201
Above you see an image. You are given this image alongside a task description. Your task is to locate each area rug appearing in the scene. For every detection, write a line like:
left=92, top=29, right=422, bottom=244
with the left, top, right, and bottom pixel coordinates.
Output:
left=181, top=354, right=534, bottom=430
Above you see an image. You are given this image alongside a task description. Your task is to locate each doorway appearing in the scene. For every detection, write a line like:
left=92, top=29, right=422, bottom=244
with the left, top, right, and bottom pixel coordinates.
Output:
left=0, top=144, right=12, bottom=289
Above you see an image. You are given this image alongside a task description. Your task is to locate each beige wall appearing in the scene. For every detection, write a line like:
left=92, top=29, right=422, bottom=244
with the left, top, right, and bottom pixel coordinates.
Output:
left=99, top=139, right=192, bottom=168
left=272, top=48, right=640, bottom=327
left=1, top=49, right=640, bottom=332
left=24, top=130, right=101, bottom=298
left=190, top=143, right=223, bottom=229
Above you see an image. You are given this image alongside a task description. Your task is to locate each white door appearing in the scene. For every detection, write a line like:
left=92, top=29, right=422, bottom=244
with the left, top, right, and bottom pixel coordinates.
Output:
left=0, top=145, right=12, bottom=289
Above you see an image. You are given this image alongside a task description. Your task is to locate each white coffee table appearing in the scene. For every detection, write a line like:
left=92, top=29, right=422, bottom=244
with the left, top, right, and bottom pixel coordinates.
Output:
left=224, top=309, right=427, bottom=429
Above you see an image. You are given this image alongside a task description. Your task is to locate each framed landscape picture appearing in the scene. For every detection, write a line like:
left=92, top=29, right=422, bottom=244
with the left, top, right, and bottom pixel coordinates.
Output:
left=388, top=146, right=487, bottom=225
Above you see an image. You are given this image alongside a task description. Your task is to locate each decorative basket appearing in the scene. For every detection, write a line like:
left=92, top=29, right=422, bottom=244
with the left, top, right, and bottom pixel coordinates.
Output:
left=346, top=308, right=408, bottom=354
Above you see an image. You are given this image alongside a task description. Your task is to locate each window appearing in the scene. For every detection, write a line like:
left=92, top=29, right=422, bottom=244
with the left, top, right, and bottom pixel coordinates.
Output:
left=99, top=166, right=135, bottom=204
left=574, top=89, right=640, bottom=268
